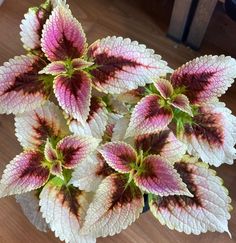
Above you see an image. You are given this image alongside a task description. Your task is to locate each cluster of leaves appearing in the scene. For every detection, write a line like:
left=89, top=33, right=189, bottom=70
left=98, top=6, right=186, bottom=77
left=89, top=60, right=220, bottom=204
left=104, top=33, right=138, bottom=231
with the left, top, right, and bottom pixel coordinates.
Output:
left=0, top=0, right=236, bottom=242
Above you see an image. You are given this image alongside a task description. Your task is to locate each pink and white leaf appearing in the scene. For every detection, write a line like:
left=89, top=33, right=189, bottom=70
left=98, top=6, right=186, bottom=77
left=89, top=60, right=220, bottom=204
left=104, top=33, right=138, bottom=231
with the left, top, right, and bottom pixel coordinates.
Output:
left=126, top=95, right=173, bottom=137
left=88, top=36, right=172, bottom=94
left=39, top=59, right=93, bottom=76
left=99, top=142, right=137, bottom=173
left=70, top=153, right=114, bottom=192
left=150, top=160, right=232, bottom=235
left=171, top=94, right=193, bottom=116
left=39, top=179, right=95, bottom=243
left=56, top=135, right=100, bottom=169
left=20, top=2, right=52, bottom=50
left=102, top=113, right=124, bottom=142
left=135, top=129, right=187, bottom=163
left=16, top=191, right=48, bottom=232
left=0, top=55, right=49, bottom=114
left=54, top=71, right=92, bottom=121
left=15, top=101, right=69, bottom=149
left=81, top=174, right=144, bottom=237
left=0, top=151, right=50, bottom=198
left=134, top=155, right=191, bottom=196
left=39, top=61, right=67, bottom=75
left=41, top=4, right=87, bottom=61
left=44, top=139, right=58, bottom=162
left=154, top=78, right=173, bottom=98
left=111, top=116, right=130, bottom=142
left=182, top=102, right=236, bottom=166
left=72, top=58, right=94, bottom=70
left=51, top=163, right=64, bottom=179
left=69, top=97, right=108, bottom=139
left=171, top=55, right=236, bottom=104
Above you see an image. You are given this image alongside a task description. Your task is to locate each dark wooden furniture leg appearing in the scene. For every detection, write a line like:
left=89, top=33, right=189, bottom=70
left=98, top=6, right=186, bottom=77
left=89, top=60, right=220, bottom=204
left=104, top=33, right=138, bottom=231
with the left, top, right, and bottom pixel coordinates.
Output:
left=168, top=0, right=194, bottom=42
left=186, top=0, right=218, bottom=49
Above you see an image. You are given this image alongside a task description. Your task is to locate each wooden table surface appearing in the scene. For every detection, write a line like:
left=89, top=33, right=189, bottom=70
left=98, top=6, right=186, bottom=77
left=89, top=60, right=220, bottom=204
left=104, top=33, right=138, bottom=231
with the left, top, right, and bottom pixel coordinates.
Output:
left=0, top=0, right=236, bottom=242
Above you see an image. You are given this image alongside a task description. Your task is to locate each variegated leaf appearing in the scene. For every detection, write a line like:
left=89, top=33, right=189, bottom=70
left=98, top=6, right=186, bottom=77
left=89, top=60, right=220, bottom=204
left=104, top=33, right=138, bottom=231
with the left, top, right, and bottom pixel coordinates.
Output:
left=72, top=58, right=94, bottom=70
left=54, top=71, right=92, bottom=121
left=20, top=1, right=52, bottom=50
left=44, top=140, right=64, bottom=178
left=88, top=36, right=172, bottom=94
left=150, top=160, right=232, bottom=235
left=56, top=135, right=99, bottom=169
left=44, top=139, right=57, bottom=161
left=99, top=142, right=137, bottom=173
left=0, top=151, right=49, bottom=197
left=70, top=153, right=114, bottom=192
left=16, top=191, right=48, bottom=232
left=102, top=113, right=127, bottom=142
left=126, top=95, right=173, bottom=137
left=41, top=4, right=87, bottom=61
left=171, top=55, right=236, bottom=104
left=51, top=162, right=63, bottom=179
left=0, top=55, right=49, bottom=114
left=111, top=116, right=130, bottom=142
left=15, top=101, right=69, bottom=149
left=69, top=97, right=108, bottom=139
left=39, top=178, right=95, bottom=243
left=154, top=78, right=173, bottom=99
left=40, top=59, right=93, bottom=75
left=81, top=174, right=144, bottom=237
left=134, top=155, right=191, bottom=196
left=135, top=129, right=187, bottom=163
left=171, top=94, right=193, bottom=116
left=183, top=102, right=236, bottom=166
left=39, top=61, right=67, bottom=75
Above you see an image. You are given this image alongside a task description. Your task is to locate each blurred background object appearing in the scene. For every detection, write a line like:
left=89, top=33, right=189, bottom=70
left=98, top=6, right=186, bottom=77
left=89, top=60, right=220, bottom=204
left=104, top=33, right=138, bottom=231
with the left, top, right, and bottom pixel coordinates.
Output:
left=0, top=0, right=236, bottom=243
left=225, top=0, right=236, bottom=21
left=168, top=0, right=236, bottom=49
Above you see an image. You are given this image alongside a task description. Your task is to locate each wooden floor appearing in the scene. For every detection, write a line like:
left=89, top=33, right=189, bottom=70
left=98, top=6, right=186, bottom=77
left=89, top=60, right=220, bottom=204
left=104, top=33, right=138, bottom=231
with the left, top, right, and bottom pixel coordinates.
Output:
left=0, top=0, right=236, bottom=242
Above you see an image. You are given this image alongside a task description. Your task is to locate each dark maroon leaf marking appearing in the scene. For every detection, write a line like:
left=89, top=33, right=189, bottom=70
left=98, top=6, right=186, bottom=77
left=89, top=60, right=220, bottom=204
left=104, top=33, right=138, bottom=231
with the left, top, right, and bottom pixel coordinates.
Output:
left=135, top=130, right=171, bottom=154
left=4, top=58, right=48, bottom=96
left=57, top=186, right=83, bottom=218
left=109, top=175, right=142, bottom=210
left=171, top=72, right=215, bottom=103
left=58, top=72, right=85, bottom=100
left=95, top=154, right=115, bottom=177
left=19, top=152, right=49, bottom=182
left=53, top=34, right=82, bottom=60
left=33, top=113, right=55, bottom=144
left=157, top=162, right=202, bottom=209
left=135, top=160, right=155, bottom=179
left=36, top=4, right=52, bottom=39
left=88, top=50, right=139, bottom=85
left=87, top=97, right=103, bottom=123
left=60, top=145, right=82, bottom=167
left=128, top=87, right=145, bottom=98
left=51, top=162, right=62, bottom=175
left=102, top=124, right=115, bottom=143
left=184, top=108, right=224, bottom=147
left=144, top=95, right=171, bottom=121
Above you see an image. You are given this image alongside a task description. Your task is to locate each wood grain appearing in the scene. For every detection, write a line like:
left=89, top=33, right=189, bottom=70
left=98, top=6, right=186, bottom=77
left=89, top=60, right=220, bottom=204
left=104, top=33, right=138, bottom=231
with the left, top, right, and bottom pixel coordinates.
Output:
left=0, top=0, right=236, bottom=243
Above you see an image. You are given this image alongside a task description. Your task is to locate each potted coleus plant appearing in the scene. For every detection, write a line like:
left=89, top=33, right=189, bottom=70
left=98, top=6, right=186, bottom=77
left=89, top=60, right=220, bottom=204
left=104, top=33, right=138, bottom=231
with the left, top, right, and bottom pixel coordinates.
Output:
left=0, top=0, right=236, bottom=242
